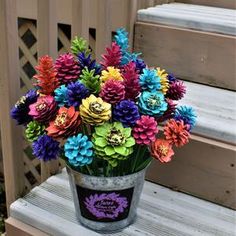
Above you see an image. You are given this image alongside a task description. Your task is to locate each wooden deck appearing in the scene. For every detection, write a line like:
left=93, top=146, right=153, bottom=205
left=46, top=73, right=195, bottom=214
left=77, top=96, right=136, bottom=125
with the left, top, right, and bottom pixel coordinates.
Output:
left=8, top=169, right=236, bottom=236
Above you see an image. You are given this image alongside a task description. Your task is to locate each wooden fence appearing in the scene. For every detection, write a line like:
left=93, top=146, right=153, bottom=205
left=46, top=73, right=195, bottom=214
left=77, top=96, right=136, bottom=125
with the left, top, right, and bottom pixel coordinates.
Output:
left=0, top=0, right=172, bottom=213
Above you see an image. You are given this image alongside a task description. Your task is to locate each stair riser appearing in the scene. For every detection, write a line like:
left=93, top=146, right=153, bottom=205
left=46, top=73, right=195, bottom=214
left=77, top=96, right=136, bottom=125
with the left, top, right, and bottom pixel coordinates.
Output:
left=134, top=22, right=236, bottom=91
left=146, top=137, right=236, bottom=209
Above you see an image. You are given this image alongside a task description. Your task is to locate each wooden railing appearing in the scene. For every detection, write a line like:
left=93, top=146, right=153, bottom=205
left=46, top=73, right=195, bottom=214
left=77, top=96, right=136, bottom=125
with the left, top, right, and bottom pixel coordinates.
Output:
left=0, top=0, right=172, bottom=213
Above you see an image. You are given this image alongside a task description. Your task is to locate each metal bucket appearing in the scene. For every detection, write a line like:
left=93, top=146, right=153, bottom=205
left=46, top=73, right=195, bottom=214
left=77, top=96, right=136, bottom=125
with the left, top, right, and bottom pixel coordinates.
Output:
left=66, top=166, right=147, bottom=232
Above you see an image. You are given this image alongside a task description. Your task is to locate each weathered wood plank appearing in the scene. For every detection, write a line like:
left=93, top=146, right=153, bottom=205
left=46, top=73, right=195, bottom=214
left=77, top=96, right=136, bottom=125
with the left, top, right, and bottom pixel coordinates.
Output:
left=134, top=22, right=236, bottom=90
left=0, top=0, right=25, bottom=213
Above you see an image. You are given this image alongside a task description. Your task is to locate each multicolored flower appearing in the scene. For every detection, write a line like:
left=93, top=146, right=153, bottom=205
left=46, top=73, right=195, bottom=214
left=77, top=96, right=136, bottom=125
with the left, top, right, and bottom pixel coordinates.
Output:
left=79, top=95, right=111, bottom=125
left=46, top=106, right=81, bottom=139
left=78, top=52, right=100, bottom=75
left=67, top=81, right=89, bottom=107
left=113, top=100, right=140, bottom=127
left=25, top=121, right=45, bottom=142
left=92, top=122, right=135, bottom=167
left=150, top=139, right=174, bottom=163
left=139, top=68, right=161, bottom=91
left=11, top=89, right=39, bottom=125
left=100, top=67, right=123, bottom=83
left=29, top=95, right=57, bottom=124
left=156, top=99, right=177, bottom=123
left=133, top=116, right=158, bottom=145
left=64, top=133, right=93, bottom=167
left=138, top=91, right=168, bottom=116
left=32, top=134, right=60, bottom=161
left=164, top=119, right=190, bottom=147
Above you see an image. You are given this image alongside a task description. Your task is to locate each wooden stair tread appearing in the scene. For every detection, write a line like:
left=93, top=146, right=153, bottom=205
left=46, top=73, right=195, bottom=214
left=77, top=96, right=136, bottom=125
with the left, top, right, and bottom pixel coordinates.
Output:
left=137, top=3, right=236, bottom=35
left=181, top=81, right=236, bottom=144
left=10, top=169, right=236, bottom=236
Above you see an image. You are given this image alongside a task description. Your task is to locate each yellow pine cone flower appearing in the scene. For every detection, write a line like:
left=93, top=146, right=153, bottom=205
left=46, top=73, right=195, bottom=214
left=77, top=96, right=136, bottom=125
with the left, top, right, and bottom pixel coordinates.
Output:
left=79, top=94, right=111, bottom=125
left=157, top=67, right=169, bottom=95
left=100, top=66, right=123, bottom=83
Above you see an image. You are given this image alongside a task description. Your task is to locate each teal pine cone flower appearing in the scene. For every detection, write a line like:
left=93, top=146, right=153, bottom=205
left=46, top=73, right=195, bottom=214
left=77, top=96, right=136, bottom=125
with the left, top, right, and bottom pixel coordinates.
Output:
left=54, top=85, right=68, bottom=107
left=25, top=121, right=45, bottom=142
left=139, top=91, right=168, bottom=117
left=64, top=133, right=93, bottom=167
left=92, top=122, right=135, bottom=167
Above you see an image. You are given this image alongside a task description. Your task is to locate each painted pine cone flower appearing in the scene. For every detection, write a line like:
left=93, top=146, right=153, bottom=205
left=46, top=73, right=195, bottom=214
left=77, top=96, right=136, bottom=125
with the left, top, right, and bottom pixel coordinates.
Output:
left=71, top=36, right=90, bottom=56
left=139, top=91, right=168, bottom=117
left=174, top=106, right=197, bottom=131
left=150, top=139, right=174, bottom=163
left=113, top=100, right=140, bottom=127
left=156, top=99, right=177, bottom=123
left=133, top=116, right=158, bottom=145
left=34, top=55, right=59, bottom=95
left=164, top=119, right=190, bottom=147
left=32, top=134, right=60, bottom=161
left=55, top=53, right=80, bottom=84
left=167, top=73, right=177, bottom=83
left=122, top=62, right=141, bottom=100
left=166, top=80, right=186, bottom=100
left=92, top=122, right=135, bottom=167
left=134, top=58, right=146, bottom=74
left=140, top=68, right=161, bottom=92
left=46, top=106, right=81, bottom=139
left=25, top=121, right=45, bottom=142
left=101, top=42, right=122, bottom=69
left=100, top=66, right=123, bottom=83
left=11, top=89, right=39, bottom=125
left=54, top=85, right=68, bottom=107
left=79, top=94, right=111, bottom=125
left=67, top=81, right=89, bottom=107
left=29, top=95, right=57, bottom=124
left=156, top=67, right=169, bottom=95
left=99, top=79, right=125, bottom=105
left=64, top=133, right=93, bottom=167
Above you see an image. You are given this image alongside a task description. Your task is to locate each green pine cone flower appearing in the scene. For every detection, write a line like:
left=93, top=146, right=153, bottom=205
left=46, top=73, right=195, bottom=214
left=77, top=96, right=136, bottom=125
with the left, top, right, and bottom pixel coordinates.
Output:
left=80, top=68, right=101, bottom=94
left=25, top=121, right=45, bottom=142
left=71, top=36, right=90, bottom=56
left=92, top=122, right=135, bottom=167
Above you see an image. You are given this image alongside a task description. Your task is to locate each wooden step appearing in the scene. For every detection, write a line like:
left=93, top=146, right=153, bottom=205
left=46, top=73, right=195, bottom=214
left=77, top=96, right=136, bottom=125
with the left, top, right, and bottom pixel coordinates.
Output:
left=8, top=169, right=236, bottom=235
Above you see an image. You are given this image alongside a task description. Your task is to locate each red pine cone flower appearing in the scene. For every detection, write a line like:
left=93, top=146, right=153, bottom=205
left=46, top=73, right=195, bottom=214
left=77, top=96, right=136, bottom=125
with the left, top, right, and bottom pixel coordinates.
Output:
left=46, top=106, right=81, bottom=139
left=101, top=42, right=122, bottom=69
left=164, top=119, right=190, bottom=147
left=122, top=62, right=141, bottom=100
left=34, top=55, right=59, bottom=95
left=166, top=80, right=186, bottom=100
left=55, top=53, right=80, bottom=84
left=29, top=95, right=57, bottom=124
left=133, top=115, right=158, bottom=145
left=156, top=99, right=176, bottom=123
left=150, top=139, right=174, bottom=163
left=99, top=79, right=125, bottom=104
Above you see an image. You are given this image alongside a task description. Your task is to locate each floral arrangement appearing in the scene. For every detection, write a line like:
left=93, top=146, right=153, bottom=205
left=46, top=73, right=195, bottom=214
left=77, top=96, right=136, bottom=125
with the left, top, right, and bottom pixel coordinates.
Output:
left=11, top=29, right=196, bottom=177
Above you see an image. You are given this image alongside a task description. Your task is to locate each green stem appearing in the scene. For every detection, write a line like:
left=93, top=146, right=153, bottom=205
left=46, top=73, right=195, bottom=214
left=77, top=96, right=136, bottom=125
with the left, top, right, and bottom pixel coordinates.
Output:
left=106, top=163, right=112, bottom=177
left=86, top=165, right=93, bottom=175
left=131, top=145, right=147, bottom=173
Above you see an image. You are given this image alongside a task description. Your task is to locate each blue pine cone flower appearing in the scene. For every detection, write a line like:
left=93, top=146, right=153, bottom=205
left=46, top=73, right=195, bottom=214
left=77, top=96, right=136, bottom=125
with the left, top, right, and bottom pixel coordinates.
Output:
left=114, top=28, right=129, bottom=51
left=113, top=100, right=140, bottom=127
left=54, top=85, right=68, bottom=107
left=67, top=81, right=89, bottom=107
left=11, top=89, right=39, bottom=125
left=139, top=91, right=168, bottom=117
left=32, top=134, right=60, bottom=161
left=64, top=133, right=93, bottom=167
left=174, top=106, right=197, bottom=130
left=133, top=58, right=146, bottom=74
left=167, top=73, right=177, bottom=83
left=139, top=68, right=161, bottom=92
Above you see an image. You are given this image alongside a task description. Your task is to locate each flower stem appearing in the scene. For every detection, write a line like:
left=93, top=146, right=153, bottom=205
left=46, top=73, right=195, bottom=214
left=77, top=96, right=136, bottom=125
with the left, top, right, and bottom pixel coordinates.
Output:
left=86, top=165, right=93, bottom=175
left=106, top=163, right=112, bottom=177
left=131, top=145, right=147, bottom=173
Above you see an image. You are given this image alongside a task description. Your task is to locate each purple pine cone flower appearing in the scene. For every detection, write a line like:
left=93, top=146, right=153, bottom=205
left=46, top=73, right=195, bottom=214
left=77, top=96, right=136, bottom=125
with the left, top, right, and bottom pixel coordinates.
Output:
left=32, top=135, right=60, bottom=161
left=113, top=100, right=140, bottom=127
left=11, top=89, right=39, bottom=125
left=67, top=81, right=89, bottom=107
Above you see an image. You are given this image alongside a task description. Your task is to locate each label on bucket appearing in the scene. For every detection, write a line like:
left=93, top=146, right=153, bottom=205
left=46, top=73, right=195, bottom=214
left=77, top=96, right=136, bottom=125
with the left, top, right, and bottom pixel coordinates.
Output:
left=76, top=185, right=134, bottom=222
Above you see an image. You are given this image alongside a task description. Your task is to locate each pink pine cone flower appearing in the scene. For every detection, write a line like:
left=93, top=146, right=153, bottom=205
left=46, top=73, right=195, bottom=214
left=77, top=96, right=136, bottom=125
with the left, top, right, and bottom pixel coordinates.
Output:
left=166, top=80, right=186, bottom=100
left=99, top=79, right=125, bottom=105
left=29, top=95, right=57, bottom=124
left=133, top=115, right=158, bottom=145
left=55, top=53, right=80, bottom=84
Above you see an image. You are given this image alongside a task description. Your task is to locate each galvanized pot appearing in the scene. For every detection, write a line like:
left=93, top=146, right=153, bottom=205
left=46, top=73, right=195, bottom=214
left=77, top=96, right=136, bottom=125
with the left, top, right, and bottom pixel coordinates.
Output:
left=66, top=166, right=147, bottom=232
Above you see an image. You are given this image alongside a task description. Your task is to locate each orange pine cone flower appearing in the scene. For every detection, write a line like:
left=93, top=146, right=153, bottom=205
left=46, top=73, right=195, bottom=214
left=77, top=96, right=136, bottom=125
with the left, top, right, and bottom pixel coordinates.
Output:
left=46, top=106, right=81, bottom=139
left=150, top=139, right=174, bottom=163
left=34, top=55, right=59, bottom=95
left=164, top=119, right=190, bottom=147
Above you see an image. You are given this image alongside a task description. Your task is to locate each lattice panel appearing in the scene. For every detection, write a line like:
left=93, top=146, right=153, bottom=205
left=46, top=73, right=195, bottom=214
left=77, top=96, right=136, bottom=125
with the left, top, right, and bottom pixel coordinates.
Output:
left=18, top=19, right=71, bottom=191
